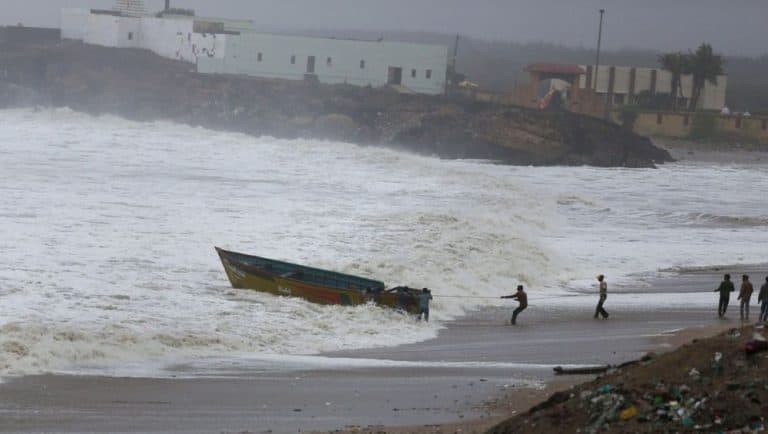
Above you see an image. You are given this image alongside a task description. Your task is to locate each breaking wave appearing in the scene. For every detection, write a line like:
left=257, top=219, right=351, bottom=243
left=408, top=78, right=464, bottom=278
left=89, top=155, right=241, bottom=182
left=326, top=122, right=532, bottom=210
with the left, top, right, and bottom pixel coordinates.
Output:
left=679, top=212, right=768, bottom=227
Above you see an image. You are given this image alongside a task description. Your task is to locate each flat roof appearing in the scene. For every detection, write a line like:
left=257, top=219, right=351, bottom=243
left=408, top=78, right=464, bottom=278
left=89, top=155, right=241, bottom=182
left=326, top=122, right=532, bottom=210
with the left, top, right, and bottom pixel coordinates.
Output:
left=525, top=63, right=585, bottom=75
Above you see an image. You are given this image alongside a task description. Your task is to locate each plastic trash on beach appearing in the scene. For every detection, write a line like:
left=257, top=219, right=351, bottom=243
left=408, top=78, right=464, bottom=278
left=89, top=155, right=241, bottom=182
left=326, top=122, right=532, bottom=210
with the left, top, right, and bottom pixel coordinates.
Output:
left=745, top=339, right=768, bottom=355
left=711, top=352, right=724, bottom=372
left=597, top=384, right=614, bottom=394
left=619, top=406, right=638, bottom=421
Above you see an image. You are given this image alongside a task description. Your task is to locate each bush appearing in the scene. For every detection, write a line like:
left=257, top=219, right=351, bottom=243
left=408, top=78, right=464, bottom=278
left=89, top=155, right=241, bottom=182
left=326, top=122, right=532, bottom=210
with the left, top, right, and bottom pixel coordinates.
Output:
left=690, top=112, right=716, bottom=139
left=619, top=109, right=638, bottom=130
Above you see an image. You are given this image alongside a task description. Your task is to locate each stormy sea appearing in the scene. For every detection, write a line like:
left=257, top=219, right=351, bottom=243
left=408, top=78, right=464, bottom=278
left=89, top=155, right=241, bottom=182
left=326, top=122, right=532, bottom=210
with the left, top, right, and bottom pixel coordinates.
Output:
left=1, top=107, right=766, bottom=377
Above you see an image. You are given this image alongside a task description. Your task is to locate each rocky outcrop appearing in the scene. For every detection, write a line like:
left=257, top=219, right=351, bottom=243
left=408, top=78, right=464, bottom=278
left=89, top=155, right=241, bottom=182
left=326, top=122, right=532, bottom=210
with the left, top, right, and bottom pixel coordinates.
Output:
left=0, top=38, right=673, bottom=167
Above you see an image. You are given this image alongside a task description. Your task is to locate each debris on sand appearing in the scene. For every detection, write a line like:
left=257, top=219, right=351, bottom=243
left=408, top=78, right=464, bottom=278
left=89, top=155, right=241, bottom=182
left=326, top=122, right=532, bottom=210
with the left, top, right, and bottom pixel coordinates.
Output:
left=488, top=325, right=768, bottom=433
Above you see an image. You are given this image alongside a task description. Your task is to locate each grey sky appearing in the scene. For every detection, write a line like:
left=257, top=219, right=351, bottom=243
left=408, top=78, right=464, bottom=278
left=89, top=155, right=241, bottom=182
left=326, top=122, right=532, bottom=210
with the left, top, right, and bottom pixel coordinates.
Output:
left=4, top=0, right=767, bottom=56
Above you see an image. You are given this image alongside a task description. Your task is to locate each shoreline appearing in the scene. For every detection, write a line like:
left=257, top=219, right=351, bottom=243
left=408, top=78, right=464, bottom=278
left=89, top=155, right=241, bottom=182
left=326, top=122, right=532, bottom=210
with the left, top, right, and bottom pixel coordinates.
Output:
left=0, top=308, right=740, bottom=434
left=323, top=316, right=743, bottom=434
left=330, top=322, right=740, bottom=434
left=1, top=263, right=766, bottom=433
left=2, top=267, right=763, bottom=433
left=653, top=138, right=768, bottom=164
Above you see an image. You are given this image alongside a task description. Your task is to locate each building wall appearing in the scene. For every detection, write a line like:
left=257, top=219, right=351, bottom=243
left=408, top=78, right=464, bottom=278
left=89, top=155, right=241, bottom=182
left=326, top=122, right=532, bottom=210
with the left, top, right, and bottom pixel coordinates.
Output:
left=139, top=17, right=226, bottom=63
left=61, top=8, right=89, bottom=40
left=634, top=68, right=653, bottom=95
left=700, top=75, right=728, bottom=111
left=612, top=67, right=630, bottom=95
left=632, top=112, right=692, bottom=137
left=116, top=15, right=141, bottom=48
left=629, top=111, right=768, bottom=144
left=61, top=9, right=227, bottom=64
left=578, top=64, right=726, bottom=110
left=84, top=13, right=121, bottom=47
left=198, top=33, right=448, bottom=95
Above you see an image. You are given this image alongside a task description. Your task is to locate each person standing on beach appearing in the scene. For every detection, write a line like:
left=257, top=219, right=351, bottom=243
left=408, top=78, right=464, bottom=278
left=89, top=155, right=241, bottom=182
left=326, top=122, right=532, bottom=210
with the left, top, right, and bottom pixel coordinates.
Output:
left=501, top=285, right=528, bottom=325
left=758, top=277, right=768, bottom=323
left=738, top=275, right=754, bottom=321
left=715, top=274, right=735, bottom=317
left=594, top=275, right=609, bottom=319
left=418, top=288, right=433, bottom=322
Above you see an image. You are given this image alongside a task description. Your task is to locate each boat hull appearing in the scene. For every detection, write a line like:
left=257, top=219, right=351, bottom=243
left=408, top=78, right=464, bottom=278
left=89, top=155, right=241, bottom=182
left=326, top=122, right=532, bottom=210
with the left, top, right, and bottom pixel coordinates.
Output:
left=215, top=247, right=419, bottom=313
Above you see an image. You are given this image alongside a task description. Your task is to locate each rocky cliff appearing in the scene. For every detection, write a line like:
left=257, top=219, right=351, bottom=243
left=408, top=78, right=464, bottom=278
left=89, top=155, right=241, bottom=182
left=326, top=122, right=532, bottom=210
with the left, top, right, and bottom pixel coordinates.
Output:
left=0, top=37, right=672, bottom=167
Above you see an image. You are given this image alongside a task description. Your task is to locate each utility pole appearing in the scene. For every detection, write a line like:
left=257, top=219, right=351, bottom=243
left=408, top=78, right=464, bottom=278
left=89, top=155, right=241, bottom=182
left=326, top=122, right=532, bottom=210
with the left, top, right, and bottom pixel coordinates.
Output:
left=452, top=34, right=460, bottom=73
left=446, top=34, right=460, bottom=96
left=593, top=9, right=605, bottom=90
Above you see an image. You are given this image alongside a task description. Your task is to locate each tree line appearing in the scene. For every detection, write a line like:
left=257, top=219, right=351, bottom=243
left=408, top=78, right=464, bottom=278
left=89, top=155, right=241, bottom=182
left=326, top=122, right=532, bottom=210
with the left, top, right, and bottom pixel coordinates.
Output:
left=658, top=43, right=724, bottom=112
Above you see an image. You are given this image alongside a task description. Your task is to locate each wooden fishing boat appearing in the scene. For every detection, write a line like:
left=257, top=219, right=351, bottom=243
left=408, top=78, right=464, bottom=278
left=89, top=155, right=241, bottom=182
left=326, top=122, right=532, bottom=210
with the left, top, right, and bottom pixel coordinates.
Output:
left=215, top=247, right=421, bottom=313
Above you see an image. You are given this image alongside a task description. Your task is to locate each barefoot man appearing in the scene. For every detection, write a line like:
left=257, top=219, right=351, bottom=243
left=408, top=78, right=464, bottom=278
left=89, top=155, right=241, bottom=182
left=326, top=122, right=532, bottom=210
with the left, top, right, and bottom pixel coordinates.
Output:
left=501, top=285, right=528, bottom=325
left=594, top=274, right=609, bottom=319
left=738, top=275, right=754, bottom=321
left=715, top=274, right=735, bottom=318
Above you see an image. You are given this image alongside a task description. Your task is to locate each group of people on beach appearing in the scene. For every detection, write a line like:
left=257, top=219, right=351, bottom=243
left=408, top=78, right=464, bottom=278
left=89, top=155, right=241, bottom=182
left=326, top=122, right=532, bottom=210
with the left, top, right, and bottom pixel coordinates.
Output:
left=715, top=274, right=768, bottom=322
left=499, top=273, right=768, bottom=325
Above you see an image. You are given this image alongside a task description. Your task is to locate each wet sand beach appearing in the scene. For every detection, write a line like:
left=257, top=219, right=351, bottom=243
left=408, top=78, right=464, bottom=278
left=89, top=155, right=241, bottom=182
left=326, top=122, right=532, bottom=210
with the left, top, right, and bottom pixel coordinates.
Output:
left=1, top=267, right=763, bottom=433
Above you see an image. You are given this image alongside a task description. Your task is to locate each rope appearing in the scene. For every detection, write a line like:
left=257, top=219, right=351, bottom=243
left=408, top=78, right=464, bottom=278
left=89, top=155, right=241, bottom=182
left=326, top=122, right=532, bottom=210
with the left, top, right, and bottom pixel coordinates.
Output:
left=433, top=294, right=507, bottom=299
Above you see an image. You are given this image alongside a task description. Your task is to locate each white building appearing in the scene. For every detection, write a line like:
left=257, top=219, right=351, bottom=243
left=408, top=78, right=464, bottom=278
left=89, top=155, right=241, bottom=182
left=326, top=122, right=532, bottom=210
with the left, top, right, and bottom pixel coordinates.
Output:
left=61, top=7, right=228, bottom=64
left=579, top=64, right=727, bottom=111
left=197, top=34, right=448, bottom=95
left=60, top=1, right=448, bottom=95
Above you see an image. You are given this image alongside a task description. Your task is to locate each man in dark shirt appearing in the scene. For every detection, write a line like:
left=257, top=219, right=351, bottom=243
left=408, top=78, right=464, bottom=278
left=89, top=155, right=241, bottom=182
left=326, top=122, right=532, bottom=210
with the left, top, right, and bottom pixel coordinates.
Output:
left=715, top=273, right=735, bottom=317
left=501, top=285, right=528, bottom=325
left=594, top=274, right=609, bottom=319
left=738, top=275, right=754, bottom=321
left=758, top=276, right=768, bottom=323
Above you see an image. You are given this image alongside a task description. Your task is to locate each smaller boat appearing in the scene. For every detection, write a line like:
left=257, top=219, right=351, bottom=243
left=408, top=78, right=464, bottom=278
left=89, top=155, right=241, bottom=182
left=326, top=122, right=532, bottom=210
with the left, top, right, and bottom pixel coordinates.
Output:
left=215, top=247, right=422, bottom=313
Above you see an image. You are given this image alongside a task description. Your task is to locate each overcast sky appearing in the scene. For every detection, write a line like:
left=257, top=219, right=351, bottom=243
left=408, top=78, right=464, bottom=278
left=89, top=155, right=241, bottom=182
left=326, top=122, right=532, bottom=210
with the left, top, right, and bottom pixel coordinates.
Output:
left=4, top=0, right=767, bottom=56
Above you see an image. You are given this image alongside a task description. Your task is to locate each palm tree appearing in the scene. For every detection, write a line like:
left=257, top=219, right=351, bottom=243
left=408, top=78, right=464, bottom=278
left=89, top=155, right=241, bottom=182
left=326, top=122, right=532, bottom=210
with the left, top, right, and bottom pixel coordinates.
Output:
left=687, top=43, right=725, bottom=111
left=658, top=52, right=688, bottom=111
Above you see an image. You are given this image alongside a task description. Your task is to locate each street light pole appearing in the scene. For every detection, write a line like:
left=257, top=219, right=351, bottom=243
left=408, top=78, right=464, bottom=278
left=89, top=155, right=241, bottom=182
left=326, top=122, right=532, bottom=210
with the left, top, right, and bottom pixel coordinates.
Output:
left=593, top=9, right=605, bottom=90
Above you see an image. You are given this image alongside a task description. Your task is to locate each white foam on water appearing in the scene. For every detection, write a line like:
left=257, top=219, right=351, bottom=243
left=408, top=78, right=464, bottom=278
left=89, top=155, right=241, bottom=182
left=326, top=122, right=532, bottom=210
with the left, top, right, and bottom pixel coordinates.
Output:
left=0, top=108, right=767, bottom=377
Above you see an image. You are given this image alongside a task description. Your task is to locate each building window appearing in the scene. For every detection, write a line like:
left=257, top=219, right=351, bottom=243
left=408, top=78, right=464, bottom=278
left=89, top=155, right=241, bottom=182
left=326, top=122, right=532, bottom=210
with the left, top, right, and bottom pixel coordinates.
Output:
left=411, top=69, right=416, bottom=78
left=326, top=57, right=332, bottom=66
left=290, top=55, right=295, bottom=65
left=426, top=69, right=432, bottom=79
left=683, top=115, right=690, bottom=126
left=656, top=113, right=663, bottom=125
left=128, top=32, right=133, bottom=41
left=360, top=60, right=365, bottom=69
left=762, top=119, right=767, bottom=131
left=257, top=52, right=263, bottom=62
left=735, top=117, right=742, bottom=129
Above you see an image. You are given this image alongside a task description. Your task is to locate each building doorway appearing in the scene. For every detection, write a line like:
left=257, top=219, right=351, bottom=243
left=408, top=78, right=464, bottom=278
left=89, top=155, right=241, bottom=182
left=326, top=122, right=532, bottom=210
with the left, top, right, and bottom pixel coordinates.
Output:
left=387, top=67, right=402, bottom=85
left=306, top=56, right=316, bottom=74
